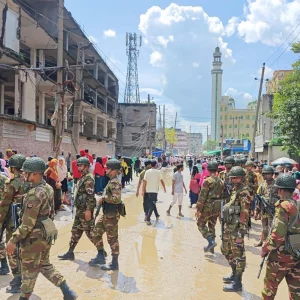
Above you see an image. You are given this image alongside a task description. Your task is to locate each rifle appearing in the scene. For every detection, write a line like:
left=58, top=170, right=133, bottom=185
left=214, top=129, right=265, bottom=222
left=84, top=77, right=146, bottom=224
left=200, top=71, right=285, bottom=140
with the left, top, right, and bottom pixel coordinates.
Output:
left=11, top=203, right=22, bottom=273
left=0, top=204, right=12, bottom=242
left=220, top=200, right=225, bottom=249
left=257, top=216, right=275, bottom=279
left=255, top=194, right=275, bottom=217
left=71, top=183, right=75, bottom=219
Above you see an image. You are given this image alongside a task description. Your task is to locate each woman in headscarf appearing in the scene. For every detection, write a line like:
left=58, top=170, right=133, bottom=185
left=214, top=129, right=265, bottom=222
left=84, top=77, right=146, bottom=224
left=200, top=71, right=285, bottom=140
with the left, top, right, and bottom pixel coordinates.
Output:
left=58, top=157, right=68, bottom=197
left=44, top=159, right=61, bottom=213
left=0, top=158, right=10, bottom=178
left=94, top=157, right=105, bottom=194
left=199, top=162, right=210, bottom=187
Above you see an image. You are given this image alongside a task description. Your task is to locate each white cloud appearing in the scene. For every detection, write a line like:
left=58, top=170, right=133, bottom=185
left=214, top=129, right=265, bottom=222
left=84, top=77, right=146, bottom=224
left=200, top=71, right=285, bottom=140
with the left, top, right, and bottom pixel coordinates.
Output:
left=150, top=51, right=163, bottom=66
left=192, top=62, right=200, bottom=68
left=224, top=88, right=253, bottom=104
left=256, top=66, right=274, bottom=80
left=103, top=29, right=116, bottom=38
left=228, top=0, right=300, bottom=46
left=88, top=35, right=99, bottom=44
left=140, top=88, right=162, bottom=96
left=157, top=35, right=174, bottom=48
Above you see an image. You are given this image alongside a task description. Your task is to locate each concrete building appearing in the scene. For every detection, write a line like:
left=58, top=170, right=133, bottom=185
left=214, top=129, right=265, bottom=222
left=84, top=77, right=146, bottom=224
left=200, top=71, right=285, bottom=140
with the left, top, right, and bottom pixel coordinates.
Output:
left=211, top=47, right=223, bottom=141
left=0, top=0, right=118, bottom=159
left=173, top=129, right=189, bottom=155
left=116, top=103, right=156, bottom=157
left=187, top=132, right=203, bottom=155
left=266, top=70, right=293, bottom=94
left=220, top=96, right=256, bottom=140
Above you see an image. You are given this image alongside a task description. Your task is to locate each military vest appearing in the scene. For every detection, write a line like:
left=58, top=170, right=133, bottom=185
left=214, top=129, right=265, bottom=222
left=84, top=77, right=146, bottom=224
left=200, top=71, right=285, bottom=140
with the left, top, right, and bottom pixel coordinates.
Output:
left=259, top=181, right=279, bottom=215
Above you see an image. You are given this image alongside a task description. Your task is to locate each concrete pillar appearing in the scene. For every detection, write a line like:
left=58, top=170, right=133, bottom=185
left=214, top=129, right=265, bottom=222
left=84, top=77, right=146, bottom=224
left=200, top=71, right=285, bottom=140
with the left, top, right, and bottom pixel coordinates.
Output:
left=95, top=90, right=98, bottom=109
left=94, top=64, right=98, bottom=80
left=80, top=111, right=84, bottom=133
left=0, top=84, right=4, bottom=114
left=14, top=73, right=20, bottom=117
left=104, top=73, right=108, bottom=89
left=93, top=114, right=97, bottom=136
left=104, top=118, right=108, bottom=137
left=30, top=48, right=37, bottom=68
left=39, top=50, right=45, bottom=68
left=65, top=31, right=69, bottom=52
left=39, top=93, right=45, bottom=124
left=63, top=105, right=68, bottom=130
left=105, top=96, right=108, bottom=113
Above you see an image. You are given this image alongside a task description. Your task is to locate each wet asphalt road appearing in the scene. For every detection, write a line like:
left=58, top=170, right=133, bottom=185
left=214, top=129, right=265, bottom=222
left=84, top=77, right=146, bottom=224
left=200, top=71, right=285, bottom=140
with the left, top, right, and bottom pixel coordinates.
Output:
left=0, top=168, right=288, bottom=299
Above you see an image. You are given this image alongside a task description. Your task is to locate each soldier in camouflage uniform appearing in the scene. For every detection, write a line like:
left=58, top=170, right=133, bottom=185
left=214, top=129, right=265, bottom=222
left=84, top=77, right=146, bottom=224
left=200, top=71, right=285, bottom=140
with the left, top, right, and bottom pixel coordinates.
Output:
left=0, top=154, right=28, bottom=293
left=0, top=172, right=8, bottom=274
left=90, top=159, right=123, bottom=270
left=196, top=161, right=224, bottom=253
left=254, top=166, right=279, bottom=247
left=219, top=156, right=235, bottom=202
left=221, top=166, right=251, bottom=292
left=58, top=157, right=96, bottom=261
left=261, top=174, right=300, bottom=299
left=244, top=160, right=258, bottom=216
left=6, top=157, right=77, bottom=300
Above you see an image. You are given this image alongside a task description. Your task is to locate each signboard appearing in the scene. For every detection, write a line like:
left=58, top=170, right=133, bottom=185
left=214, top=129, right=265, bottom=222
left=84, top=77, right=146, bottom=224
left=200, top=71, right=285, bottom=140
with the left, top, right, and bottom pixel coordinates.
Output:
left=255, top=135, right=264, bottom=153
left=243, top=140, right=248, bottom=151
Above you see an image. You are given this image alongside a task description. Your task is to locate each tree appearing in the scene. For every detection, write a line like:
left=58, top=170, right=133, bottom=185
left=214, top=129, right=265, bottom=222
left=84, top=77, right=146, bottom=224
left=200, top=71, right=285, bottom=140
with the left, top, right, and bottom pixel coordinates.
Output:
left=203, top=140, right=218, bottom=151
left=165, top=128, right=178, bottom=145
left=271, top=42, right=300, bottom=156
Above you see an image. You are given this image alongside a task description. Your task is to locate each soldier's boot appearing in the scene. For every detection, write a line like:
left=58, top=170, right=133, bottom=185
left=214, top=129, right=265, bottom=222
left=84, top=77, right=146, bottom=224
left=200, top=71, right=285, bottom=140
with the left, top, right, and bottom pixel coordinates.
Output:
left=60, top=281, right=78, bottom=300
left=58, top=245, right=75, bottom=260
left=203, top=236, right=217, bottom=253
left=101, top=255, right=119, bottom=271
left=88, top=250, right=106, bottom=266
left=223, top=265, right=236, bottom=283
left=223, top=273, right=242, bottom=292
left=6, top=275, right=22, bottom=294
left=0, top=257, right=10, bottom=275
left=19, top=293, right=31, bottom=300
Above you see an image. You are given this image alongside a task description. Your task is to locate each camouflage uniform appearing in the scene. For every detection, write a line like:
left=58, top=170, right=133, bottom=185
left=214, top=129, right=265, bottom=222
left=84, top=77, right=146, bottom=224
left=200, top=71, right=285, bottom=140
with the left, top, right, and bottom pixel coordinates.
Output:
left=196, top=174, right=224, bottom=240
left=244, top=169, right=258, bottom=196
left=9, top=180, right=65, bottom=298
left=261, top=196, right=300, bottom=299
left=222, top=185, right=251, bottom=275
left=256, top=180, right=279, bottom=241
left=0, top=174, right=7, bottom=261
left=92, top=177, right=121, bottom=256
left=70, top=172, right=96, bottom=249
left=219, top=170, right=232, bottom=202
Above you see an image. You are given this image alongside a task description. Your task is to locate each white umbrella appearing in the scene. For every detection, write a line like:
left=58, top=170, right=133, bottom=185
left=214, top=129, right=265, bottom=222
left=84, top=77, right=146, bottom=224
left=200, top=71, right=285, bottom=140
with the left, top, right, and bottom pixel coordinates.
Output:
left=271, top=157, right=297, bottom=166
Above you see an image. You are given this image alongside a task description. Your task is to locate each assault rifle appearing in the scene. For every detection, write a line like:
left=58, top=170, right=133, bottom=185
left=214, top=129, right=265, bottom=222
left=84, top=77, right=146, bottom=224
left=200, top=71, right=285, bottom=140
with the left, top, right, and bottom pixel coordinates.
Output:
left=255, top=194, right=275, bottom=217
left=220, top=200, right=225, bottom=249
left=11, top=203, right=22, bottom=273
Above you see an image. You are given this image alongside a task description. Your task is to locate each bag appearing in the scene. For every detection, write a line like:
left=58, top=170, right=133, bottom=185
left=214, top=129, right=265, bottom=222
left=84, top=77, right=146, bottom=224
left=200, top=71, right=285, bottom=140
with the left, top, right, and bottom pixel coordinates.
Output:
left=40, top=218, right=58, bottom=245
left=118, top=202, right=126, bottom=217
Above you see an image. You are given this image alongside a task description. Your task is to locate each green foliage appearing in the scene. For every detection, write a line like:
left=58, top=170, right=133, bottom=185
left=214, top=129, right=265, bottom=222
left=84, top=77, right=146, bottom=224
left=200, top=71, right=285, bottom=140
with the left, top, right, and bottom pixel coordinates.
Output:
left=269, top=137, right=284, bottom=146
left=271, top=42, right=300, bottom=156
left=203, top=140, right=218, bottom=151
left=165, top=128, right=178, bottom=145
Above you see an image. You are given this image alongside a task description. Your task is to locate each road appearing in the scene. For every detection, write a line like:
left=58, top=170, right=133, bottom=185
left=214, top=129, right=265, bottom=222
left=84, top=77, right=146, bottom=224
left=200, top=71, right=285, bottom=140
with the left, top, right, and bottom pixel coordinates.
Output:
left=0, top=168, right=288, bottom=299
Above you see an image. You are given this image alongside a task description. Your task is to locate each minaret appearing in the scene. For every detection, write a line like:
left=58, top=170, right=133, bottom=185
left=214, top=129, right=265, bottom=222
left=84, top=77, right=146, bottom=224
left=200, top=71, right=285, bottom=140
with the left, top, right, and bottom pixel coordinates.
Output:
left=211, top=47, right=223, bottom=141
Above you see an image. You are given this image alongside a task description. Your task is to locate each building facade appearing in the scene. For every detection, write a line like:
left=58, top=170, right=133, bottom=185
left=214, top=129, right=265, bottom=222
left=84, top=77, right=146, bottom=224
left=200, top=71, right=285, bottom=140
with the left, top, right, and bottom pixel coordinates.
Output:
left=116, top=103, right=156, bottom=157
left=187, top=132, right=203, bottom=155
left=220, top=96, right=256, bottom=140
left=211, top=47, right=223, bottom=141
left=266, top=70, right=293, bottom=94
left=173, top=129, right=189, bottom=156
left=0, top=0, right=118, bottom=159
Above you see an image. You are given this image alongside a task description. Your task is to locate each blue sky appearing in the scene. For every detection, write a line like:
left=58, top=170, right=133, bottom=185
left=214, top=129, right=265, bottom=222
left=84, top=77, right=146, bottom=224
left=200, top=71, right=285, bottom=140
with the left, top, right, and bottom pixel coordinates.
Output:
left=65, top=0, right=300, bottom=140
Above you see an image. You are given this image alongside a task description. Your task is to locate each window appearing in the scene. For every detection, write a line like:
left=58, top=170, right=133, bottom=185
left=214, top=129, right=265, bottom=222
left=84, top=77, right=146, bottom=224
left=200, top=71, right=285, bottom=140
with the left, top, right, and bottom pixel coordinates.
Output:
left=252, top=115, right=255, bottom=120
left=224, top=124, right=227, bottom=129
left=224, top=115, right=227, bottom=120
left=234, top=124, right=237, bottom=128
left=224, top=134, right=227, bottom=138
left=225, top=107, right=228, bottom=112
left=220, top=107, right=223, bottom=111
left=246, top=115, right=250, bottom=120
left=229, top=124, right=232, bottom=128
left=220, top=116, right=222, bottom=120
left=246, top=124, right=250, bottom=128
left=246, top=133, right=249, bottom=137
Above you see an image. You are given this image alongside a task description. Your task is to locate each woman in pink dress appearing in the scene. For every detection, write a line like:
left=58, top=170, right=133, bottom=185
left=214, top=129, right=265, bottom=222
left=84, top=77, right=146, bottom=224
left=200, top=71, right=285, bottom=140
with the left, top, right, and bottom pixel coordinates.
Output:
left=199, top=162, right=210, bottom=187
left=189, top=166, right=201, bottom=207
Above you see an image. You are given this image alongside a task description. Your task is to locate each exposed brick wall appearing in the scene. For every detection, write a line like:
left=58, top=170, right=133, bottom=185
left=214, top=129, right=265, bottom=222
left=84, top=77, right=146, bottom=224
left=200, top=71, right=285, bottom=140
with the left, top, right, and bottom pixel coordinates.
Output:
left=0, top=117, right=115, bottom=160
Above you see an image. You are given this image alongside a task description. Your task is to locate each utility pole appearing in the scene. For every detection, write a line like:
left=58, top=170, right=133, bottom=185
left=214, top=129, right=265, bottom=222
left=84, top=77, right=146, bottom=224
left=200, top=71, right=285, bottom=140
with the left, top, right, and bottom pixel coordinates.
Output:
left=55, top=0, right=64, bottom=157
left=221, top=125, right=224, bottom=160
left=147, top=94, right=152, bottom=155
left=189, top=125, right=191, bottom=154
left=71, top=42, right=85, bottom=160
left=163, top=105, right=166, bottom=151
left=251, top=63, right=265, bottom=158
left=207, top=126, right=209, bottom=142
left=159, top=105, right=162, bottom=148
left=174, top=112, right=177, bottom=129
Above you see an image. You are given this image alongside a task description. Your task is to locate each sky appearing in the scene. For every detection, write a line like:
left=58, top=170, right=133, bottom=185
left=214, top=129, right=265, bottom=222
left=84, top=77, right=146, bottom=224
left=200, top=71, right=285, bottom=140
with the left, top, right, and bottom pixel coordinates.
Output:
left=65, top=0, right=300, bottom=141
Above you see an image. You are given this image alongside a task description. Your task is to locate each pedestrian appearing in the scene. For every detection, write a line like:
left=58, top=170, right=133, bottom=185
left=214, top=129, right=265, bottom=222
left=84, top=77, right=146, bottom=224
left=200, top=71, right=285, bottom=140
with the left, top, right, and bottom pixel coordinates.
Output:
left=189, top=166, right=201, bottom=208
left=72, top=154, right=81, bottom=184
left=90, top=159, right=124, bottom=270
left=0, top=154, right=27, bottom=293
left=0, top=158, right=10, bottom=178
left=58, top=156, right=68, bottom=206
left=199, top=162, right=210, bottom=187
left=188, top=157, right=194, bottom=175
left=196, top=162, right=224, bottom=253
left=58, top=157, right=96, bottom=261
left=44, top=158, right=62, bottom=214
left=261, top=174, right=300, bottom=299
left=142, top=160, right=166, bottom=225
left=293, top=180, right=300, bottom=201
left=167, top=164, right=187, bottom=217
left=195, top=160, right=202, bottom=174
left=94, top=157, right=105, bottom=194
left=254, top=166, right=279, bottom=247
left=221, top=166, right=251, bottom=292
left=66, top=152, right=72, bottom=172
left=136, top=160, right=152, bottom=221
left=6, top=157, right=77, bottom=300
left=90, top=154, right=96, bottom=174
left=134, top=157, right=141, bottom=176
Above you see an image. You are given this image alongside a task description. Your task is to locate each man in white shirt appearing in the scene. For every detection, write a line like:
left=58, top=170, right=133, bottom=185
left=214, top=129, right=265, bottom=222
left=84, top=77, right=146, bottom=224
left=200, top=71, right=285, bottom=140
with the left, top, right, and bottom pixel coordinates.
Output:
left=167, top=164, right=187, bottom=217
left=142, top=160, right=166, bottom=225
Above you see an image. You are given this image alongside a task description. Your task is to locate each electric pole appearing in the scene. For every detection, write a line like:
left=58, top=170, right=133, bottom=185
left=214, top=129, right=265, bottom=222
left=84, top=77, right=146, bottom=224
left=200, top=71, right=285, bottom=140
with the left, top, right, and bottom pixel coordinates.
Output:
left=250, top=63, right=265, bottom=158
left=221, top=125, right=224, bottom=160
left=207, top=126, right=209, bottom=142
left=55, top=0, right=64, bottom=157
left=174, top=112, right=177, bottom=129
left=163, top=105, right=166, bottom=151
left=71, top=42, right=85, bottom=160
left=147, top=94, right=152, bottom=155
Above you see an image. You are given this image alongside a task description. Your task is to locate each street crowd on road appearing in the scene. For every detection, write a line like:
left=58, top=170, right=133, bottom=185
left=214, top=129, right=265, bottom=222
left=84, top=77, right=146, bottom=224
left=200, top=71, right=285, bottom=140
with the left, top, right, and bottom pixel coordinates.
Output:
left=0, top=148, right=300, bottom=299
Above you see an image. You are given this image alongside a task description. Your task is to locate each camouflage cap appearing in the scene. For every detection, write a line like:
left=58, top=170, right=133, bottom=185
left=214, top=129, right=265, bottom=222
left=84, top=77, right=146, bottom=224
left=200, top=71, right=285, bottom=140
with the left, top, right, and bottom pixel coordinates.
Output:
left=207, top=161, right=218, bottom=171
left=274, top=174, right=296, bottom=189
left=76, top=157, right=90, bottom=166
left=245, top=160, right=254, bottom=167
left=229, top=166, right=246, bottom=177
left=9, top=154, right=26, bottom=169
left=21, top=157, right=46, bottom=173
left=262, top=166, right=274, bottom=174
left=106, top=159, right=121, bottom=170
left=224, top=156, right=235, bottom=164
